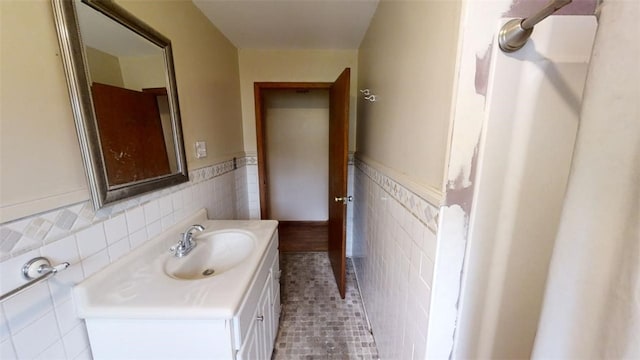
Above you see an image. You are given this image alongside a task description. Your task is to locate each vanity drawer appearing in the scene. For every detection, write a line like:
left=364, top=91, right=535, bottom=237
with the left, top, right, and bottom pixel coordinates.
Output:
left=233, top=233, right=278, bottom=348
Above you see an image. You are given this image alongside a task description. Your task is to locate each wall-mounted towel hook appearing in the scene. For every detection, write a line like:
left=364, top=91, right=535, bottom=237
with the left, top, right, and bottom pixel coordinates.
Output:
left=360, top=89, right=377, bottom=102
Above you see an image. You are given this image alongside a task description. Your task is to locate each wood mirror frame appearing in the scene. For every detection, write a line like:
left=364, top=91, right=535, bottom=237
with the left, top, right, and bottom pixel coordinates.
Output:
left=51, top=0, right=189, bottom=210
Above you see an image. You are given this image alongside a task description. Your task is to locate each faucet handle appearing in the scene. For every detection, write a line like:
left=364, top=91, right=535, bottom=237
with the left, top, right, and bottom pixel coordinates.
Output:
left=169, top=241, right=183, bottom=253
left=169, top=234, right=188, bottom=253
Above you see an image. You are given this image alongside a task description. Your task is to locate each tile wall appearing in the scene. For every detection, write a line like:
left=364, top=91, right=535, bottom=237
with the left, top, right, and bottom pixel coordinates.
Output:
left=352, top=158, right=439, bottom=359
left=235, top=155, right=260, bottom=220
left=0, top=157, right=256, bottom=360
left=346, top=154, right=355, bottom=256
left=235, top=164, right=250, bottom=219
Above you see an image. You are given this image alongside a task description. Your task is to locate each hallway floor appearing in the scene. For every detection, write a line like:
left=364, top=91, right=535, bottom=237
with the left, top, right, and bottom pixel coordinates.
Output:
left=272, top=252, right=379, bottom=359
left=278, top=222, right=328, bottom=252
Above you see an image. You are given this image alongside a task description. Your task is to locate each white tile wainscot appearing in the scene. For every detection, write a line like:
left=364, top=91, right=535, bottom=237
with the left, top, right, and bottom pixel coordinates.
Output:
left=234, top=155, right=260, bottom=220
left=352, top=158, right=439, bottom=359
left=0, top=157, right=253, bottom=359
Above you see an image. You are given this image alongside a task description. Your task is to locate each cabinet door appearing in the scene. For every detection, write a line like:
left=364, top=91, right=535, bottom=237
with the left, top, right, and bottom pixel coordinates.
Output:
left=239, top=274, right=272, bottom=360
left=257, top=273, right=273, bottom=360
left=237, top=320, right=259, bottom=360
left=271, top=285, right=281, bottom=340
left=269, top=251, right=281, bottom=346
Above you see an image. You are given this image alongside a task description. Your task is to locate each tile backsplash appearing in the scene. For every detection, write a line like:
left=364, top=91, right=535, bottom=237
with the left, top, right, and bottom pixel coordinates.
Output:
left=352, top=157, right=439, bottom=359
left=0, top=156, right=257, bottom=359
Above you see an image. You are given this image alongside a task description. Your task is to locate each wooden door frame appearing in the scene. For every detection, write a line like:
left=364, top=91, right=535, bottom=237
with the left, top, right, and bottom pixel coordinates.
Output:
left=253, top=82, right=332, bottom=219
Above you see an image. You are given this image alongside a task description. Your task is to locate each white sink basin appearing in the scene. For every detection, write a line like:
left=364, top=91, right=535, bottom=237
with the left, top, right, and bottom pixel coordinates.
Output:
left=72, top=209, right=279, bottom=320
left=164, top=230, right=256, bottom=280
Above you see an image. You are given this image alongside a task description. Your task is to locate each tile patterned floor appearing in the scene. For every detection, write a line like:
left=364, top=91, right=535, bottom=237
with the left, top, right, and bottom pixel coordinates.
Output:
left=273, top=252, right=379, bottom=360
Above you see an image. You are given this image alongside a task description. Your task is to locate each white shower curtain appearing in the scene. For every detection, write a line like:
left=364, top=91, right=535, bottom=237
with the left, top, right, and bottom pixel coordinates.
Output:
left=532, top=0, right=640, bottom=358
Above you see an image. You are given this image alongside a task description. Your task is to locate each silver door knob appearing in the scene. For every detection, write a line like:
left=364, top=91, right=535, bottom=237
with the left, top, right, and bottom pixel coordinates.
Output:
left=334, top=196, right=353, bottom=204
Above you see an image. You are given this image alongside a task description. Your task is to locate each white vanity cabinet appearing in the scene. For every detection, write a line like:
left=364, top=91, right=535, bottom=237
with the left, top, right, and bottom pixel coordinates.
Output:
left=237, top=244, right=280, bottom=360
left=237, top=276, right=271, bottom=360
left=75, top=212, right=281, bottom=360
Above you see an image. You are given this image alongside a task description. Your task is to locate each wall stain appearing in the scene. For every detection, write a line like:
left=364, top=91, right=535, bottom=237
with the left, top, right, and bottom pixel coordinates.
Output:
left=475, top=42, right=493, bottom=97
left=445, top=142, right=480, bottom=216
left=448, top=1, right=598, bottom=355
left=443, top=138, right=480, bottom=360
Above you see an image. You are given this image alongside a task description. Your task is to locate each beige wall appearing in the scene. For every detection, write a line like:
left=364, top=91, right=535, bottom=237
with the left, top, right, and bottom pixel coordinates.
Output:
left=238, top=49, right=358, bottom=153
left=85, top=46, right=125, bottom=87
left=0, top=0, right=243, bottom=222
left=119, top=54, right=166, bottom=91
left=0, top=0, right=90, bottom=221
left=356, top=0, right=461, bottom=196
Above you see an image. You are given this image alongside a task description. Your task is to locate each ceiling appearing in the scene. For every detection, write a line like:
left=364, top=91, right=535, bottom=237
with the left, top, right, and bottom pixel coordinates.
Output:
left=192, top=0, right=380, bottom=49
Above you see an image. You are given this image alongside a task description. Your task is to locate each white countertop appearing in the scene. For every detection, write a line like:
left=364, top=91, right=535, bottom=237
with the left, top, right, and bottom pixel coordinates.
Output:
left=73, top=209, right=278, bottom=320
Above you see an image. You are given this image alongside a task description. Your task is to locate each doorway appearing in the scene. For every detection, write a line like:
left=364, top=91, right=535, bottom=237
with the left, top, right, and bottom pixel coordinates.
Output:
left=253, top=68, right=350, bottom=298
left=263, top=87, right=330, bottom=252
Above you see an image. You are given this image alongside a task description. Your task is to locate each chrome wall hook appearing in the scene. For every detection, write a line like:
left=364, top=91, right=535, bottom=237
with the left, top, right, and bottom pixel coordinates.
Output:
left=360, top=89, right=377, bottom=102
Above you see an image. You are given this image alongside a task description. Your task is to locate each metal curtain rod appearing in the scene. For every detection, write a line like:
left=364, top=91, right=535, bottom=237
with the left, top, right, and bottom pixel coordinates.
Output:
left=499, top=0, right=572, bottom=52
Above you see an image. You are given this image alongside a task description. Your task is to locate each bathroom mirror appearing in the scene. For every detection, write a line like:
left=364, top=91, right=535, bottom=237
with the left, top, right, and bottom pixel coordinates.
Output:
left=52, top=0, right=188, bottom=210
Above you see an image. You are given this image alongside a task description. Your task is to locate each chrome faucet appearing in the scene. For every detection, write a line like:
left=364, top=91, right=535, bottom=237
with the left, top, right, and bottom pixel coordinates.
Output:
left=171, top=224, right=205, bottom=258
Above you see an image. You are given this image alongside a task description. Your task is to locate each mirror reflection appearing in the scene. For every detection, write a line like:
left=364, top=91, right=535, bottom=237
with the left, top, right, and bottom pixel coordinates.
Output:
left=77, top=3, right=178, bottom=185
left=52, top=0, right=189, bottom=210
